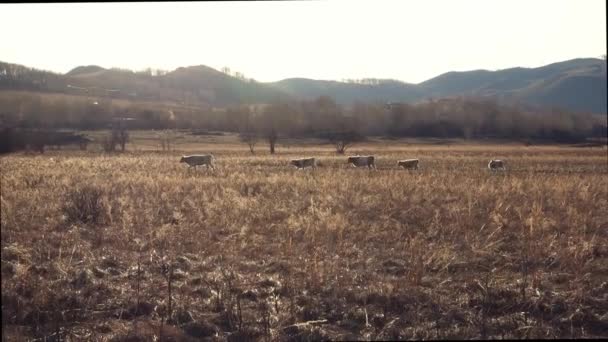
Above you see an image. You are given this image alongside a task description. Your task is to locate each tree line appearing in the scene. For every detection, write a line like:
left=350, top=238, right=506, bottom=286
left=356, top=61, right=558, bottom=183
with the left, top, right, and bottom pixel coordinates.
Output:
left=1, top=90, right=606, bottom=154
left=229, top=96, right=606, bottom=153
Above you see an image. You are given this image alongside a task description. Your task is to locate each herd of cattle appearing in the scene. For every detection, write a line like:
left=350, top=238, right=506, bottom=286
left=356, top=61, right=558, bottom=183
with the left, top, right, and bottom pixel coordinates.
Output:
left=180, top=154, right=507, bottom=171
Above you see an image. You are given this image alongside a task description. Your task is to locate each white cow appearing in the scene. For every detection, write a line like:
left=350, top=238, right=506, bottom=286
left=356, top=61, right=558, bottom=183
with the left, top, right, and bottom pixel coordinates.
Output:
left=180, top=154, right=215, bottom=169
left=347, top=155, right=376, bottom=169
left=398, top=159, right=419, bottom=170
left=488, top=159, right=506, bottom=171
left=291, top=157, right=316, bottom=169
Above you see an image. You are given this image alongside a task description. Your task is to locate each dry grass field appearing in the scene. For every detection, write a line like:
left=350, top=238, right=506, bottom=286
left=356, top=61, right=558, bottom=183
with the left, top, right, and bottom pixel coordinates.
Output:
left=1, top=134, right=607, bottom=341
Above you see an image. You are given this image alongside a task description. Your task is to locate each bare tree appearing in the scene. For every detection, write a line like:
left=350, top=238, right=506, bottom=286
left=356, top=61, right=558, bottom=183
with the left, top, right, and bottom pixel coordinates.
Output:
left=159, top=130, right=175, bottom=152
left=239, top=132, right=258, bottom=154
left=116, top=128, right=129, bottom=152
left=101, top=132, right=117, bottom=152
left=267, top=128, right=278, bottom=154
left=236, top=106, right=259, bottom=154
left=259, top=103, right=291, bottom=154
left=324, top=130, right=364, bottom=154
left=105, top=117, right=132, bottom=152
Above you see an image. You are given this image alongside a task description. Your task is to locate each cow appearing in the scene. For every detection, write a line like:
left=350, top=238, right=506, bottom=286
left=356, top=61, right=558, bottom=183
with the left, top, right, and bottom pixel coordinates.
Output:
left=347, top=155, right=376, bottom=169
left=398, top=159, right=419, bottom=170
left=488, top=159, right=506, bottom=171
left=291, top=157, right=316, bottom=170
left=180, top=154, right=215, bottom=170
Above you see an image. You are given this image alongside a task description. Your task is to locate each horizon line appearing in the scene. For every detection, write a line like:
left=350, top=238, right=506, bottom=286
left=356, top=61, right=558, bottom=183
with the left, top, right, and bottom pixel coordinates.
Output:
left=1, top=55, right=605, bottom=85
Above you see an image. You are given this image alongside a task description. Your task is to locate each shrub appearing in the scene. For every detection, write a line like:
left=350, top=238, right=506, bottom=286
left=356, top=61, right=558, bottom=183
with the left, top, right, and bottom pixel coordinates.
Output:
left=62, top=185, right=106, bottom=225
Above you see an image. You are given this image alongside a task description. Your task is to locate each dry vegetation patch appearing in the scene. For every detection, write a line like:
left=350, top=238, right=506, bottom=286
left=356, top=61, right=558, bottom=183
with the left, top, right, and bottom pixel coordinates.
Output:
left=1, top=144, right=607, bottom=340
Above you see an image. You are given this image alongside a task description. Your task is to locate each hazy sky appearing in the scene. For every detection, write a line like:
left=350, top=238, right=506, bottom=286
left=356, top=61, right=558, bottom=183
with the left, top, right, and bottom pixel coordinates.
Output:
left=1, top=0, right=605, bottom=83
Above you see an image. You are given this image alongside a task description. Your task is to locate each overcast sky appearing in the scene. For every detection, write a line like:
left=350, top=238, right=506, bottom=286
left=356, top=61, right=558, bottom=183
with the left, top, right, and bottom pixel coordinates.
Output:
left=1, top=0, right=605, bottom=83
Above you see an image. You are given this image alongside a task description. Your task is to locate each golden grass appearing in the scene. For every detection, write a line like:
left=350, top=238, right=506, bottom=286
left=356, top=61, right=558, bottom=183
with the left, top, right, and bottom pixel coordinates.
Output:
left=1, top=140, right=607, bottom=340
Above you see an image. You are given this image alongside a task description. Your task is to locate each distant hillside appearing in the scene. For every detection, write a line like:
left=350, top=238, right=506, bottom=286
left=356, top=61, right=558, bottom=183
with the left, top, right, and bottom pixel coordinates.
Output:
left=64, top=64, right=291, bottom=106
left=0, top=58, right=606, bottom=113
left=269, top=58, right=606, bottom=113
left=0, top=61, right=290, bottom=108
left=269, top=78, right=425, bottom=104
left=66, top=65, right=106, bottom=76
left=162, top=65, right=290, bottom=106
left=419, top=58, right=607, bottom=113
left=420, top=58, right=604, bottom=95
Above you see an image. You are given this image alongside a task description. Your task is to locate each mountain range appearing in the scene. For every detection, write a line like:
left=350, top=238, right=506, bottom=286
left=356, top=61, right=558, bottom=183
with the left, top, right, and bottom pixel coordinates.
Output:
left=1, top=58, right=606, bottom=113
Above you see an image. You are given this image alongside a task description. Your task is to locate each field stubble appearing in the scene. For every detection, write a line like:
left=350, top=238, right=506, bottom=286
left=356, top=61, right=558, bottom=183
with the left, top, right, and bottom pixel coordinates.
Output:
left=1, top=144, right=608, bottom=340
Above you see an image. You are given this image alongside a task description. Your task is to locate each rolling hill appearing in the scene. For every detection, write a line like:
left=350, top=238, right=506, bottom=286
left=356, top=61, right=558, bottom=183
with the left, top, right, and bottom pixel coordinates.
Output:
left=269, top=78, right=426, bottom=104
left=0, top=58, right=606, bottom=113
left=61, top=64, right=290, bottom=107
left=270, top=58, right=607, bottom=113
left=417, top=58, right=607, bottom=113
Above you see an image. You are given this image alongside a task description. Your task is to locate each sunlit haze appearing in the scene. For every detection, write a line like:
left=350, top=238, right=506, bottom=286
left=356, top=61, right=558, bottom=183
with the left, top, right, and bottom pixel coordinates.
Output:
left=1, top=0, right=605, bottom=83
